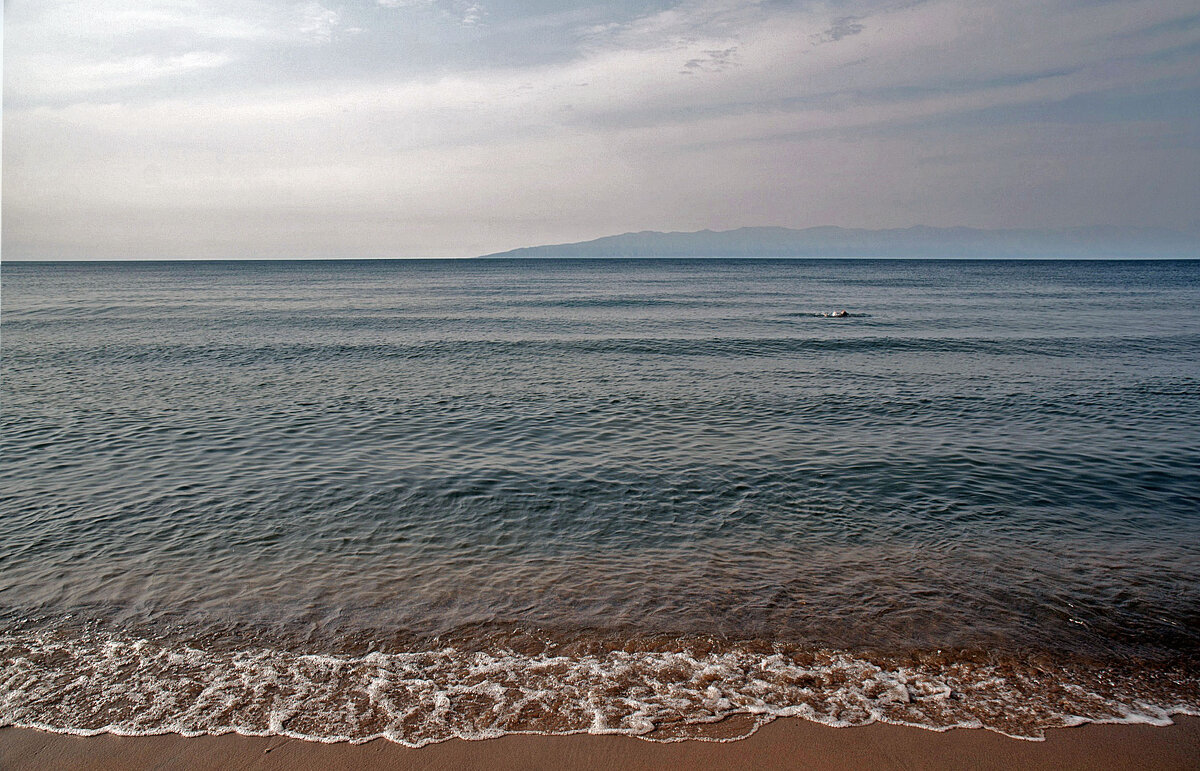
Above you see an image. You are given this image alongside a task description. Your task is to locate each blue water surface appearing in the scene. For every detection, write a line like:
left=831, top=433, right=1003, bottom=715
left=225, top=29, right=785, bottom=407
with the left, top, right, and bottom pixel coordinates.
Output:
left=2, top=259, right=1198, bottom=658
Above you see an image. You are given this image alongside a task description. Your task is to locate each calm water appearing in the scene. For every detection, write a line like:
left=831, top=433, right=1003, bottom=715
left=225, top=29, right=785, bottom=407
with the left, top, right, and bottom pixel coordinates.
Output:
left=2, top=258, right=1199, bottom=742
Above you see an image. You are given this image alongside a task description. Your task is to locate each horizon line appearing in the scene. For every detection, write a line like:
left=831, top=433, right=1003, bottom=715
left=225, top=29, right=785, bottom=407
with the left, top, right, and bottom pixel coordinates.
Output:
left=6, top=255, right=1200, bottom=264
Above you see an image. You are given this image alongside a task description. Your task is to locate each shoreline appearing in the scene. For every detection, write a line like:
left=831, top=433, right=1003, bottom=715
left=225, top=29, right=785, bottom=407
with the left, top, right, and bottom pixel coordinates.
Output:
left=3, top=717, right=1199, bottom=770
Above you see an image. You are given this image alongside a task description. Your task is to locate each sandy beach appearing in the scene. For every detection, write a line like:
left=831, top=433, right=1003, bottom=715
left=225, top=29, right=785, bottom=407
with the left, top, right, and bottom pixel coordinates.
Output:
left=3, top=716, right=1198, bottom=770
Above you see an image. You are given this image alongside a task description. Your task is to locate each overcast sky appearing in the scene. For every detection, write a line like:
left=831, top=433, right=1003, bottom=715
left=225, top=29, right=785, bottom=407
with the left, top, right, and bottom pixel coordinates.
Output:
left=4, top=0, right=1200, bottom=258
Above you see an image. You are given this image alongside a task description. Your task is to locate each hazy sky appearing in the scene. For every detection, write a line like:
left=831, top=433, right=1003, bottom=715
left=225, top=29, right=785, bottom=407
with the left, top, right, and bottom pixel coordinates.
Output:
left=4, top=0, right=1200, bottom=258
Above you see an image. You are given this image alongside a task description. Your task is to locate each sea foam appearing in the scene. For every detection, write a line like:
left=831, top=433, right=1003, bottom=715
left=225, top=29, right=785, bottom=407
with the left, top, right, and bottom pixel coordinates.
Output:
left=2, top=630, right=1196, bottom=746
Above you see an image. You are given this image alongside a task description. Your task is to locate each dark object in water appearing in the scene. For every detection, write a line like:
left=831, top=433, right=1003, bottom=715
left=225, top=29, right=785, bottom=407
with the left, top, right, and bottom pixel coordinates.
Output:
left=826, top=309, right=849, bottom=317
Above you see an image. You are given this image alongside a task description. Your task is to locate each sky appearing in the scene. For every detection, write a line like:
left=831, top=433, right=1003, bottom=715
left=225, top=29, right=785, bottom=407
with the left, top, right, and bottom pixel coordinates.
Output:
left=3, top=0, right=1200, bottom=259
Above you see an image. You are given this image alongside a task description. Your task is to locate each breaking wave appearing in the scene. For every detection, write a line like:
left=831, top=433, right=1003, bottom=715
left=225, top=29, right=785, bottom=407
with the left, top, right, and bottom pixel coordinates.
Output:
left=2, top=630, right=1196, bottom=746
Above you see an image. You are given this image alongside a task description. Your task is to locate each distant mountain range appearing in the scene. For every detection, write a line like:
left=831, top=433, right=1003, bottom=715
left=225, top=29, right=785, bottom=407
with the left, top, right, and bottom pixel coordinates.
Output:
left=478, top=226, right=1199, bottom=259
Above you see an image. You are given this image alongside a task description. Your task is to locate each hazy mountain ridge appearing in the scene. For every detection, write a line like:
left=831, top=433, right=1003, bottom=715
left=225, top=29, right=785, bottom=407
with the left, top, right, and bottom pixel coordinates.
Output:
left=479, top=226, right=1200, bottom=259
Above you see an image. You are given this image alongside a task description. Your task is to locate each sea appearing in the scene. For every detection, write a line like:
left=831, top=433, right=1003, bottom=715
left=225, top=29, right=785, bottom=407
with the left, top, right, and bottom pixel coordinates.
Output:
left=2, top=258, right=1198, bottom=744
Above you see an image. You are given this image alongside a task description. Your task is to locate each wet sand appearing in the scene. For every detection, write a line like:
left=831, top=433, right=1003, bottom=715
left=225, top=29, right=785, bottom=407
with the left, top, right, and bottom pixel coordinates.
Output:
left=2, top=716, right=1197, bottom=770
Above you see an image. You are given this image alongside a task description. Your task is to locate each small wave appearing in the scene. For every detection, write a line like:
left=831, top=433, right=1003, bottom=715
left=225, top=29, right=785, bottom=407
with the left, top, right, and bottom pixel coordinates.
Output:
left=11, top=334, right=1200, bottom=369
left=2, top=631, right=1196, bottom=746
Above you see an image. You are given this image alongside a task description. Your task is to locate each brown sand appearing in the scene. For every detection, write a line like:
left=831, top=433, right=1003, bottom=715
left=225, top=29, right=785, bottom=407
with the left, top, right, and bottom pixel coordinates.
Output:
left=2, top=717, right=1198, bottom=770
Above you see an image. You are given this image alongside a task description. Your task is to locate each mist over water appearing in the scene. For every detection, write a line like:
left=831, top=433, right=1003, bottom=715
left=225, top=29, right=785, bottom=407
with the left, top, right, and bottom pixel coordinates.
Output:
left=2, top=258, right=1199, bottom=741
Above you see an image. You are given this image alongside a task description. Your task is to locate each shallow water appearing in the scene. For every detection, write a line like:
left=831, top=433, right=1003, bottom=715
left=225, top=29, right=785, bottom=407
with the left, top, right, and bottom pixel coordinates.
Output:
left=2, top=258, right=1199, bottom=741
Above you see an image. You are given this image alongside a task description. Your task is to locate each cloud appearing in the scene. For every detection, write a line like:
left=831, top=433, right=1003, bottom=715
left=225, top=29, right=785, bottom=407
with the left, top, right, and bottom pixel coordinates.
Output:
left=297, top=2, right=343, bottom=42
left=376, top=0, right=485, bottom=25
left=812, top=17, right=865, bottom=45
left=3, top=0, right=370, bottom=103
left=12, top=51, right=237, bottom=97
left=4, top=0, right=1200, bottom=258
left=680, top=47, right=738, bottom=74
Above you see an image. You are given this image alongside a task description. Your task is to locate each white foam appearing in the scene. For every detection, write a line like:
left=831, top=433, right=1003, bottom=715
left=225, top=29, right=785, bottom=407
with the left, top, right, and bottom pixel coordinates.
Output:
left=1, top=630, right=1196, bottom=746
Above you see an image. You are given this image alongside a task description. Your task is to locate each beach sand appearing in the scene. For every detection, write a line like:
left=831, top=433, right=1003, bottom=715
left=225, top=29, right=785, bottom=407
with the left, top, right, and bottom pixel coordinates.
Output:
left=2, top=716, right=1197, bottom=770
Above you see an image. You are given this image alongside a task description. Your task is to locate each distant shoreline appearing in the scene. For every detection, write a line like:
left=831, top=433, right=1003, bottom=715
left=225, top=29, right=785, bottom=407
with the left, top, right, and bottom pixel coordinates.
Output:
left=3, top=224, right=1198, bottom=262
left=476, top=225, right=1200, bottom=260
